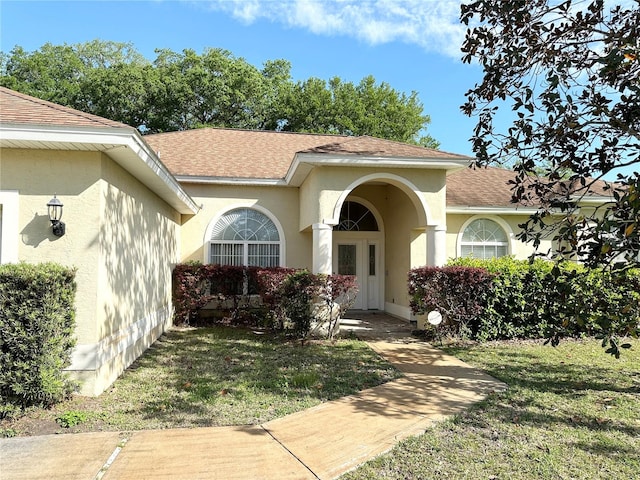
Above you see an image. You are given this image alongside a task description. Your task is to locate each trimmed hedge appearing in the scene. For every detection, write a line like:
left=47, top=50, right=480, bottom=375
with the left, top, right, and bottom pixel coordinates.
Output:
left=172, top=264, right=358, bottom=339
left=0, top=263, right=77, bottom=415
left=408, top=266, right=496, bottom=337
left=442, top=257, right=640, bottom=346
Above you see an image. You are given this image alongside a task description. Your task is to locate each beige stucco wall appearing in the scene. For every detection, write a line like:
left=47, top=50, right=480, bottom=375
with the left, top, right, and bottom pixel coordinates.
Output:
left=1, top=149, right=103, bottom=345
left=300, top=166, right=447, bottom=229
left=445, top=213, right=554, bottom=262
left=179, top=183, right=312, bottom=269
left=0, top=148, right=182, bottom=395
left=86, top=155, right=181, bottom=395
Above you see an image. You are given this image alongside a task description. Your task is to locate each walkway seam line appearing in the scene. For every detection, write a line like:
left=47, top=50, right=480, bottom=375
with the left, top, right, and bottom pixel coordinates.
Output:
left=260, top=425, right=321, bottom=480
left=94, top=437, right=129, bottom=480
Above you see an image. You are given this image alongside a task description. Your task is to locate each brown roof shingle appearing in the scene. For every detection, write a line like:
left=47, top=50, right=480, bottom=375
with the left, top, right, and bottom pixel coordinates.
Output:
left=144, top=128, right=470, bottom=180
left=0, top=86, right=132, bottom=129
left=447, top=166, right=613, bottom=208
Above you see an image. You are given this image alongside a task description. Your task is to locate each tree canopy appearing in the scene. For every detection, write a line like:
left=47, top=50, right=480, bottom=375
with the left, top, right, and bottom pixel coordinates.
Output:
left=0, top=40, right=438, bottom=147
left=461, top=0, right=639, bottom=270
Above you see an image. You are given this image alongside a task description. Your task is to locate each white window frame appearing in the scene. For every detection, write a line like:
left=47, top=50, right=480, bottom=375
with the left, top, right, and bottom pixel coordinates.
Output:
left=457, top=215, right=513, bottom=260
left=203, top=204, right=285, bottom=267
left=0, top=191, right=19, bottom=264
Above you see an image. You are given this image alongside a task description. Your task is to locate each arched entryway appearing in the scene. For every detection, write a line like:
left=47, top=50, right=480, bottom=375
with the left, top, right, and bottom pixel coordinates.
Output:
left=310, top=171, right=447, bottom=320
left=332, top=197, right=384, bottom=310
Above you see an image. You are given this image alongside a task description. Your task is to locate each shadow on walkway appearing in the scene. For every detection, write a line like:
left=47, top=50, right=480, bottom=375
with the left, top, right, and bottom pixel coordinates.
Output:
left=1, top=312, right=507, bottom=480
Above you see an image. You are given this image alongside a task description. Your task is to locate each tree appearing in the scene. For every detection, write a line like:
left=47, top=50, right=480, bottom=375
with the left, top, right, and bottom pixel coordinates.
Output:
left=1, top=41, right=438, bottom=146
left=460, top=0, right=639, bottom=269
left=277, top=75, right=439, bottom=146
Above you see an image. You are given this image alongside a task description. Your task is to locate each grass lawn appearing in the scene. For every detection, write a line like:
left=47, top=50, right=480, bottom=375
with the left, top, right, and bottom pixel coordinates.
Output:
left=0, top=326, right=401, bottom=437
left=342, top=338, right=640, bottom=480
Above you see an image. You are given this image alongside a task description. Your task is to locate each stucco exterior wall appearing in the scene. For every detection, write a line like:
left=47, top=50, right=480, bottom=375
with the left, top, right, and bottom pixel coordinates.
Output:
left=0, top=148, right=183, bottom=395
left=445, top=213, right=554, bottom=261
left=1, top=149, right=103, bottom=345
left=179, top=183, right=312, bottom=270
left=299, top=166, right=447, bottom=229
left=82, top=155, right=182, bottom=395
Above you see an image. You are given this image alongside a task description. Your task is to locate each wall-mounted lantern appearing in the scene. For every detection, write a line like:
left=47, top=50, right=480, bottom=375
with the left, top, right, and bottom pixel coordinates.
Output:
left=47, top=195, right=66, bottom=237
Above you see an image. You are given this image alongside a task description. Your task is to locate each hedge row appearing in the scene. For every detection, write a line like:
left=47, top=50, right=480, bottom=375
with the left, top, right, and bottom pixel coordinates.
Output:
left=172, top=264, right=358, bottom=339
left=409, top=258, right=640, bottom=348
left=0, top=263, right=77, bottom=416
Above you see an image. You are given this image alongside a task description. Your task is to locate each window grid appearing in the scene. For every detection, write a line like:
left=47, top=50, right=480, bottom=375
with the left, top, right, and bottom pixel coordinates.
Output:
left=209, top=208, right=281, bottom=268
left=460, top=219, right=509, bottom=260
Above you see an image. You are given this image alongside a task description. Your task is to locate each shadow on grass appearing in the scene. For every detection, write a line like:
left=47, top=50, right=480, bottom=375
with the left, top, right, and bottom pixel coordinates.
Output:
left=442, top=343, right=640, bottom=441
left=107, top=326, right=402, bottom=427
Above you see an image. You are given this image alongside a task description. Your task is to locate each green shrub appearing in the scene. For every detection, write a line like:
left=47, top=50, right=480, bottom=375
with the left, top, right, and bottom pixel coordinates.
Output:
left=408, top=266, right=495, bottom=338
left=0, top=262, right=77, bottom=414
left=280, top=271, right=321, bottom=340
left=447, top=257, right=640, bottom=349
left=448, top=257, right=553, bottom=340
left=56, top=410, right=88, bottom=428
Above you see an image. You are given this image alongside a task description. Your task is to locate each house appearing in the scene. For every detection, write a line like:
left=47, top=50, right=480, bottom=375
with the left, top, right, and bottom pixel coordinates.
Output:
left=0, top=87, right=611, bottom=395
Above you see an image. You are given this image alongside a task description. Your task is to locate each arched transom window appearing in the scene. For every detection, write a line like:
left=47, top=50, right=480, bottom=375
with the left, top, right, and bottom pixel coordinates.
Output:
left=460, top=218, right=509, bottom=259
left=209, top=208, right=280, bottom=267
left=334, top=201, right=379, bottom=231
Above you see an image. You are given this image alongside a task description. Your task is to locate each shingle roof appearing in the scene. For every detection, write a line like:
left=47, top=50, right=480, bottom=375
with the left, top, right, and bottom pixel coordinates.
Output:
left=447, top=166, right=613, bottom=208
left=144, top=128, right=470, bottom=180
left=0, top=87, right=613, bottom=209
left=145, top=128, right=340, bottom=179
left=0, top=86, right=131, bottom=129
left=300, top=135, right=471, bottom=160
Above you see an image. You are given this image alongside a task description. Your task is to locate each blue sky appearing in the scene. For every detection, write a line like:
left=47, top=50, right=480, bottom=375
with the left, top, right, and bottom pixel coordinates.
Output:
left=1, top=0, right=636, bottom=181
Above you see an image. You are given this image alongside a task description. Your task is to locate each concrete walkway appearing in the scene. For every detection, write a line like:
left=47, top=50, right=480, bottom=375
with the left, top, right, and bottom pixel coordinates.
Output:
left=1, top=313, right=506, bottom=480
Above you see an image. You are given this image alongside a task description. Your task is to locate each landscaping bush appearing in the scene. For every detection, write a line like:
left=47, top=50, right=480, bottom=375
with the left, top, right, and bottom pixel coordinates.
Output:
left=173, top=263, right=260, bottom=325
left=255, top=267, right=298, bottom=330
left=408, top=266, right=495, bottom=338
left=446, top=257, right=640, bottom=348
left=0, top=263, right=77, bottom=414
left=279, top=270, right=321, bottom=339
left=448, top=257, right=553, bottom=340
left=539, top=264, right=640, bottom=354
left=173, top=264, right=359, bottom=339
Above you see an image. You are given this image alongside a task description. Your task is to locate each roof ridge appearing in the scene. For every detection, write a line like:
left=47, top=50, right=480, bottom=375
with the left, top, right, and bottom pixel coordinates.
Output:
left=145, top=126, right=348, bottom=139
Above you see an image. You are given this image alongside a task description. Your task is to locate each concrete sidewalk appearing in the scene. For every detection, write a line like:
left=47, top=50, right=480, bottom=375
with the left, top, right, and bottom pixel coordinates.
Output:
left=1, top=314, right=506, bottom=480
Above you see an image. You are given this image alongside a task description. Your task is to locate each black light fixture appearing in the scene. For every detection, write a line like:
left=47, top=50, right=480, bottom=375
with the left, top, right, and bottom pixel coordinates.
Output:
left=47, top=195, right=66, bottom=237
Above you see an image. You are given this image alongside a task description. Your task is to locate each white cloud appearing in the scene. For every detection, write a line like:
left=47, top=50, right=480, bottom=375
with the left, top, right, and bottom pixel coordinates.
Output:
left=198, top=0, right=467, bottom=58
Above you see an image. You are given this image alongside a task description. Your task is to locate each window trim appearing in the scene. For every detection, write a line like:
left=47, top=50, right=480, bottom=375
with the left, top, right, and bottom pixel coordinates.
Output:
left=203, top=204, right=285, bottom=267
left=456, top=215, right=513, bottom=259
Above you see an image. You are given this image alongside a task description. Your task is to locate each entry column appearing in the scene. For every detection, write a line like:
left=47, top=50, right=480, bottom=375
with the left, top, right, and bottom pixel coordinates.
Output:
left=426, top=224, right=446, bottom=267
left=312, top=223, right=333, bottom=274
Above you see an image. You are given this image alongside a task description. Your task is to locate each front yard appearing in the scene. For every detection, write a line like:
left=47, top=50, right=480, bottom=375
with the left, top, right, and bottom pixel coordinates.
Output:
left=2, top=325, right=638, bottom=480
left=0, top=326, right=401, bottom=437
left=343, top=338, right=640, bottom=479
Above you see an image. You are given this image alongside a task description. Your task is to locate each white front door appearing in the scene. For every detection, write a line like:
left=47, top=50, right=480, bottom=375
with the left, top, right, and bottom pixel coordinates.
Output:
left=334, top=237, right=382, bottom=310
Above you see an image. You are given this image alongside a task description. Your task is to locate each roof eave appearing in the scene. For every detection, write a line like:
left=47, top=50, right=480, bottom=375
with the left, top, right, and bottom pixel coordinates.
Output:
left=286, top=153, right=471, bottom=186
left=175, top=175, right=287, bottom=186
left=447, top=206, right=541, bottom=215
left=0, top=124, right=199, bottom=215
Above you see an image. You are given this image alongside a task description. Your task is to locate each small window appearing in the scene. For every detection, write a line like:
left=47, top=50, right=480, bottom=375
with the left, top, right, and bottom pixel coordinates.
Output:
left=209, top=208, right=280, bottom=267
left=460, top=218, right=509, bottom=259
left=334, top=201, right=378, bottom=231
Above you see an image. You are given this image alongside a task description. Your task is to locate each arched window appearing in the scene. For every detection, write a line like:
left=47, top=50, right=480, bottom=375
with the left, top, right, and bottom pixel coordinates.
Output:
left=460, top=218, right=509, bottom=259
left=334, top=201, right=379, bottom=231
left=209, top=208, right=281, bottom=267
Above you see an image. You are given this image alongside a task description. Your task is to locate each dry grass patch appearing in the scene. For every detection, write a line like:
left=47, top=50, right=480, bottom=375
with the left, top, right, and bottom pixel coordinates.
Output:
left=1, top=326, right=401, bottom=437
